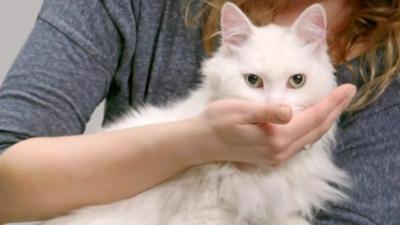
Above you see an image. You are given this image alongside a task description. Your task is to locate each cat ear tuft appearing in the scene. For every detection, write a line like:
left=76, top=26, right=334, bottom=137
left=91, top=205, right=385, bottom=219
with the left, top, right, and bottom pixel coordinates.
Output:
left=220, top=3, right=253, bottom=47
left=291, top=4, right=327, bottom=48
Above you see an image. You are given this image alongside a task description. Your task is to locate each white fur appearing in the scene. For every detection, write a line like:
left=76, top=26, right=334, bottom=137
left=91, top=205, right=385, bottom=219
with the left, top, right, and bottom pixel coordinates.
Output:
left=16, top=3, right=350, bottom=225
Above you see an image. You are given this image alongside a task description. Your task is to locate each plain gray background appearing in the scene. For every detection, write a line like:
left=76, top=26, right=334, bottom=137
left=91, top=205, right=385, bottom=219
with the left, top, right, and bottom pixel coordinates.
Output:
left=0, top=0, right=105, bottom=133
left=0, top=0, right=43, bottom=83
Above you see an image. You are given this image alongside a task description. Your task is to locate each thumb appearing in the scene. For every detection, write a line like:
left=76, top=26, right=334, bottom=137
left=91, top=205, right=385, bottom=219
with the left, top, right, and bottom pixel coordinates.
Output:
left=244, top=103, right=292, bottom=124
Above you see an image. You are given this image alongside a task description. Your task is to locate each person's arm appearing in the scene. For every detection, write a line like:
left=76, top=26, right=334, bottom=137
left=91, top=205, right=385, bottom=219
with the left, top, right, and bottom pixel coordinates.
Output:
left=0, top=119, right=205, bottom=222
left=0, top=84, right=355, bottom=223
left=0, top=0, right=126, bottom=222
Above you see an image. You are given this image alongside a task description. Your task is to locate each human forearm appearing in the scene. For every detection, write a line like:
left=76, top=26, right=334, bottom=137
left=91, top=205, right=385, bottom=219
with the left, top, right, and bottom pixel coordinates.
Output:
left=0, top=119, right=202, bottom=223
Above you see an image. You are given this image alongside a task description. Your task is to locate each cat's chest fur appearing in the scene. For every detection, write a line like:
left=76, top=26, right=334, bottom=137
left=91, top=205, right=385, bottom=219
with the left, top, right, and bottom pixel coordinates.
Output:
left=150, top=136, right=343, bottom=224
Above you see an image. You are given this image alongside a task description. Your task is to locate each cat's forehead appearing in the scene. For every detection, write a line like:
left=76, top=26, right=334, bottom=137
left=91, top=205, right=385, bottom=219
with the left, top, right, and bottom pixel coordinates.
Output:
left=236, top=25, right=315, bottom=75
left=253, top=25, right=309, bottom=57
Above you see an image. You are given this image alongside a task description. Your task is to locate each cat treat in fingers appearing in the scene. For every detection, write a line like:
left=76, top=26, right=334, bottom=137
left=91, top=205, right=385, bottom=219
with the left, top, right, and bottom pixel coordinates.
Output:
left=28, top=3, right=350, bottom=225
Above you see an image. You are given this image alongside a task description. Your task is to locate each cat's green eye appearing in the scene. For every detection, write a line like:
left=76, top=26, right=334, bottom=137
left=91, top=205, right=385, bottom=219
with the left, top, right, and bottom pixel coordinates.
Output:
left=288, top=73, right=306, bottom=89
left=244, top=74, right=264, bottom=88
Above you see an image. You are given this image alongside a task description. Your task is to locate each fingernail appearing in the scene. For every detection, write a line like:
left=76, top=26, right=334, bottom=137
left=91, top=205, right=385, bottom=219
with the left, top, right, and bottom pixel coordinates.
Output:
left=346, top=87, right=357, bottom=100
left=343, top=98, right=352, bottom=109
left=344, top=92, right=356, bottom=108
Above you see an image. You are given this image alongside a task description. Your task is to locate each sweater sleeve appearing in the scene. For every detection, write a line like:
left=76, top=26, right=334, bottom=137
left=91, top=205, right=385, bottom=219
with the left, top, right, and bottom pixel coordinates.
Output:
left=0, top=0, right=126, bottom=153
left=315, top=78, right=400, bottom=225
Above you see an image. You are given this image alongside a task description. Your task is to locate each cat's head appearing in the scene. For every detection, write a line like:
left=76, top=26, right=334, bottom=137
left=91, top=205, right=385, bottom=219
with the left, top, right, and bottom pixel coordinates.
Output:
left=202, top=3, right=337, bottom=112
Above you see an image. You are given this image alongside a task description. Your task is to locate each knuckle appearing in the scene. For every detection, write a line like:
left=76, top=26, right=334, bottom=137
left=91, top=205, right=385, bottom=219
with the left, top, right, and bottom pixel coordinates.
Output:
left=317, top=122, right=331, bottom=134
left=269, top=153, right=286, bottom=167
left=277, top=153, right=289, bottom=162
left=205, top=101, right=221, bottom=113
left=269, top=157, right=283, bottom=168
left=321, top=123, right=331, bottom=133
left=260, top=150, right=271, bottom=162
left=313, top=112, right=325, bottom=125
left=269, top=161, right=281, bottom=168
left=204, top=101, right=229, bottom=120
left=270, top=140, right=289, bottom=153
left=310, top=106, right=326, bottom=124
left=259, top=111, right=272, bottom=122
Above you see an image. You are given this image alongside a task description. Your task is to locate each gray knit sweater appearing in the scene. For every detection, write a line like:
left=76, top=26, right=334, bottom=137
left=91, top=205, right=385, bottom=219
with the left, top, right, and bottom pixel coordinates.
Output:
left=0, top=0, right=399, bottom=224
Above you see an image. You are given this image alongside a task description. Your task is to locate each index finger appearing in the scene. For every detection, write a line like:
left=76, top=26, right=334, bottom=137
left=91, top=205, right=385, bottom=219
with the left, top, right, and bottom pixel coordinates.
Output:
left=284, top=84, right=356, bottom=139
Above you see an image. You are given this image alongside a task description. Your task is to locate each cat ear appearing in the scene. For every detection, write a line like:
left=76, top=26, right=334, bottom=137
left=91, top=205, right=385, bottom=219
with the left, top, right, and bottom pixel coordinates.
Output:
left=291, top=4, right=327, bottom=49
left=220, top=3, right=254, bottom=47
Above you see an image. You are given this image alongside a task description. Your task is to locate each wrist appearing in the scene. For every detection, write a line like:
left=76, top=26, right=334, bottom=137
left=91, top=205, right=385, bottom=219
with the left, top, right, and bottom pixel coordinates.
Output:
left=172, top=116, right=216, bottom=167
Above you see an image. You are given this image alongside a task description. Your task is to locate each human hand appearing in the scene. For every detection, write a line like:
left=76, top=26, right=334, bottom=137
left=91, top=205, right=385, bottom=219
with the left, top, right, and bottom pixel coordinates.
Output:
left=193, top=84, right=356, bottom=166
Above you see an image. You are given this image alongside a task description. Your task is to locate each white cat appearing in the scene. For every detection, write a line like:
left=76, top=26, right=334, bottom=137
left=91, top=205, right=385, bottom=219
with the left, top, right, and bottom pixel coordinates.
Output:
left=24, top=3, right=349, bottom=225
